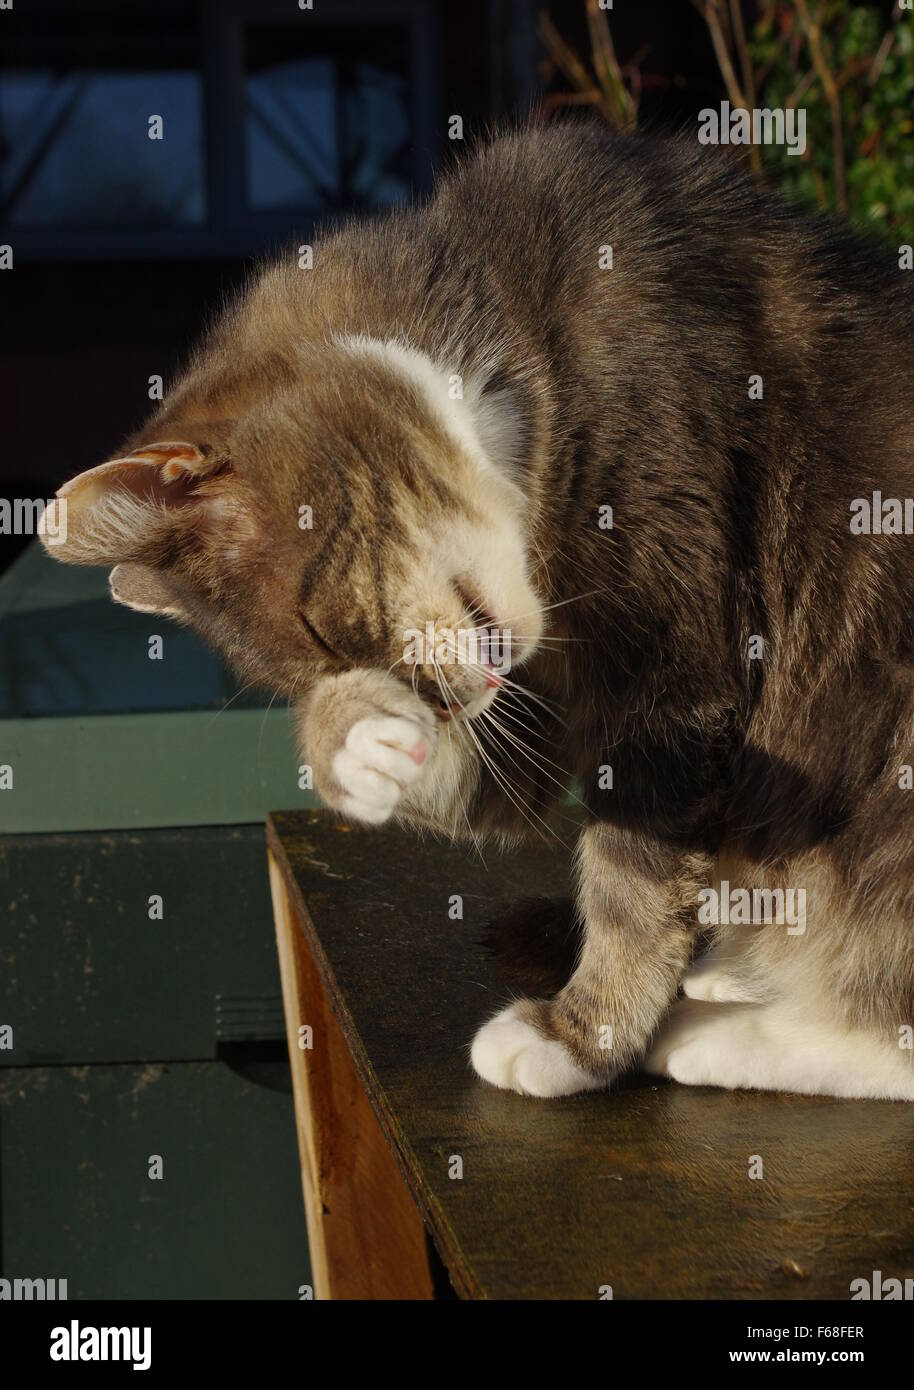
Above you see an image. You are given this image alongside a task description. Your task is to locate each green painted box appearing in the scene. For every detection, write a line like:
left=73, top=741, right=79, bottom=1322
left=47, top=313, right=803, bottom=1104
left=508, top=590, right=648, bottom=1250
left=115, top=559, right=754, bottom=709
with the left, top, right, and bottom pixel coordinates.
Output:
left=0, top=542, right=316, bottom=1296
left=0, top=543, right=314, bottom=834
left=0, top=542, right=319, bottom=1062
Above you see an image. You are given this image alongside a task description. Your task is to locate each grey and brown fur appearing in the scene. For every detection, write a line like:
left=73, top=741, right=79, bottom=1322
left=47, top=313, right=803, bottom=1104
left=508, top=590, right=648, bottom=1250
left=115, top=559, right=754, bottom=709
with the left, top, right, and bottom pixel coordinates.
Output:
left=42, top=122, right=914, bottom=1099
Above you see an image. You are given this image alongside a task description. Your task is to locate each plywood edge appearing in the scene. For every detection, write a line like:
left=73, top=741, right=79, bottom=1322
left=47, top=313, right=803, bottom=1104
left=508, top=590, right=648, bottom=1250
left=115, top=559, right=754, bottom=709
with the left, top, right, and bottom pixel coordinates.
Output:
left=266, top=813, right=482, bottom=1299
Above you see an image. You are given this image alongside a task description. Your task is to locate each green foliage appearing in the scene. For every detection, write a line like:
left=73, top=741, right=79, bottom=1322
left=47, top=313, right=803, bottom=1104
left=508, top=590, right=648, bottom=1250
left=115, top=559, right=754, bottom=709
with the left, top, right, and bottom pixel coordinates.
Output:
left=748, top=2, right=914, bottom=244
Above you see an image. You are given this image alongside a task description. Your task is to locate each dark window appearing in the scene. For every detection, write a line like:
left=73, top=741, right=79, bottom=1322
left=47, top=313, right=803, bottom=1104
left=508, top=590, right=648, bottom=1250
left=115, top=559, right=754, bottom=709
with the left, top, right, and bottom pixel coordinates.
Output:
left=1, top=70, right=206, bottom=226
left=244, top=24, right=412, bottom=213
left=0, top=0, right=441, bottom=259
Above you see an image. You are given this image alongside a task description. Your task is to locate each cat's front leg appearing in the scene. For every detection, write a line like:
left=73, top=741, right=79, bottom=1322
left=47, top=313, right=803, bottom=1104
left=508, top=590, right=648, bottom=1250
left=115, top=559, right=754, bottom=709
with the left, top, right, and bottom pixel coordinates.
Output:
left=300, top=669, right=553, bottom=835
left=300, top=669, right=441, bottom=825
left=471, top=821, right=709, bottom=1097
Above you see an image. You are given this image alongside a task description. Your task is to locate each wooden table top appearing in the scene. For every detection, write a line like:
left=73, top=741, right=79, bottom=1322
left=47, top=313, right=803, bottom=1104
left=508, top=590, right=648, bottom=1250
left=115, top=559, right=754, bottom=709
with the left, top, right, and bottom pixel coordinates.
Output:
left=267, top=809, right=914, bottom=1300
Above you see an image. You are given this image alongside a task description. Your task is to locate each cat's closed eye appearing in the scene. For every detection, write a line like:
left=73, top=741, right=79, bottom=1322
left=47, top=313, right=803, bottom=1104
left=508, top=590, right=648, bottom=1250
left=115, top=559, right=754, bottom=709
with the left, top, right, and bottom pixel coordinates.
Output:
left=299, top=609, right=341, bottom=661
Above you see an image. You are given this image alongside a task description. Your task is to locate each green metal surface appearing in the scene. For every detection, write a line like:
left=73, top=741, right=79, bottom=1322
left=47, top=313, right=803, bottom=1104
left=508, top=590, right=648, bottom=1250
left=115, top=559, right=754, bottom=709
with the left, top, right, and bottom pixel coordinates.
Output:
left=0, top=552, right=315, bottom=1295
left=0, top=825, right=287, bottom=1066
left=0, top=543, right=241, bottom=716
left=0, top=1060, right=311, bottom=1299
left=0, top=544, right=319, bottom=832
left=0, top=710, right=315, bottom=833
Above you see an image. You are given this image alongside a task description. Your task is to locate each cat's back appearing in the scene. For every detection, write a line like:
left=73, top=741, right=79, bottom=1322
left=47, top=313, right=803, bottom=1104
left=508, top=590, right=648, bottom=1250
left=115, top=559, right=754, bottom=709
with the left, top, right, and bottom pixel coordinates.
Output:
left=427, top=121, right=766, bottom=269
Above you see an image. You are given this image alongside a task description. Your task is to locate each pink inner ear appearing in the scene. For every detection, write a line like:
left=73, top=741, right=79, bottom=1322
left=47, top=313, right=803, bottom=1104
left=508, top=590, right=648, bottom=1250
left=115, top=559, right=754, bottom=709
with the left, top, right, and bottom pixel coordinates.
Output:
left=161, top=460, right=192, bottom=483
left=57, top=443, right=212, bottom=511
left=129, top=441, right=206, bottom=473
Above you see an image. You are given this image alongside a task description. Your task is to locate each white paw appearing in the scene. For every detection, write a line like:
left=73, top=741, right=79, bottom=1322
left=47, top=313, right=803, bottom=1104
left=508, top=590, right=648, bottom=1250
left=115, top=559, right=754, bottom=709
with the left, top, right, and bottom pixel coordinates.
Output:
left=664, top=1035, right=736, bottom=1087
left=682, top=950, right=761, bottom=1003
left=682, top=966, right=756, bottom=1003
left=332, top=715, right=434, bottom=825
left=470, top=1004, right=605, bottom=1098
left=645, top=1000, right=767, bottom=1089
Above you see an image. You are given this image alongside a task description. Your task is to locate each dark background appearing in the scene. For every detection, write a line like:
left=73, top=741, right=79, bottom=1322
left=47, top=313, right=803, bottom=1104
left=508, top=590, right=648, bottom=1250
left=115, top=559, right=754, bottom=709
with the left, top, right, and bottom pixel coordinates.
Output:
left=0, top=0, right=765, bottom=577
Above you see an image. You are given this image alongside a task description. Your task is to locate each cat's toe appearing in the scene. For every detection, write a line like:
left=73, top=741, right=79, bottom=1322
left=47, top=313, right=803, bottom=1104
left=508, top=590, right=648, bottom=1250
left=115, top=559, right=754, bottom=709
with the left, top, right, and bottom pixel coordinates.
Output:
left=680, top=967, right=755, bottom=1000
left=644, top=998, right=713, bottom=1076
left=332, top=715, right=433, bottom=823
left=663, top=1039, right=720, bottom=1086
left=470, top=1004, right=604, bottom=1098
left=681, top=967, right=716, bottom=1000
left=645, top=999, right=761, bottom=1088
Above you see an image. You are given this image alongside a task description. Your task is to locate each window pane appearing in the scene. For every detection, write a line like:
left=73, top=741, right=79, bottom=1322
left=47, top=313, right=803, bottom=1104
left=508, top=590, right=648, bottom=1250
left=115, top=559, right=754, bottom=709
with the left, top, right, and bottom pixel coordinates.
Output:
left=0, top=70, right=205, bottom=226
left=244, top=24, right=411, bottom=213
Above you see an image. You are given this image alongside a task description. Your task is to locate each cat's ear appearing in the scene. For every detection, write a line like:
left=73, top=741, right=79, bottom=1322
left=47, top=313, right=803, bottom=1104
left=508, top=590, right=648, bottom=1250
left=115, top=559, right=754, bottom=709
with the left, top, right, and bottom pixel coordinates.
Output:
left=38, top=440, right=231, bottom=566
left=468, top=368, right=535, bottom=488
left=108, top=563, right=187, bottom=618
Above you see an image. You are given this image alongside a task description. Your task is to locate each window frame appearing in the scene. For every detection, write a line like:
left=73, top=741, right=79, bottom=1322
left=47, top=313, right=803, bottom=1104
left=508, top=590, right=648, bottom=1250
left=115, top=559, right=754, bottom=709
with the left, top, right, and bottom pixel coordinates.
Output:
left=0, top=0, right=443, bottom=260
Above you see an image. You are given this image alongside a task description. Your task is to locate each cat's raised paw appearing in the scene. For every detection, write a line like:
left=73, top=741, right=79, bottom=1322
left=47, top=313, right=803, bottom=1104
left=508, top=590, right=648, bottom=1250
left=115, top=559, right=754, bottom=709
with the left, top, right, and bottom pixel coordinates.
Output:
left=332, top=715, right=433, bottom=825
left=470, top=1003, right=605, bottom=1098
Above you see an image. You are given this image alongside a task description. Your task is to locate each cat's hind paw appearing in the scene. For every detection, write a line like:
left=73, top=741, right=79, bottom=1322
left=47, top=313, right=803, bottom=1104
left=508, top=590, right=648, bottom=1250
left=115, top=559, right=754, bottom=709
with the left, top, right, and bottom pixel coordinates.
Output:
left=681, top=958, right=760, bottom=1003
left=470, top=1003, right=605, bottom=1098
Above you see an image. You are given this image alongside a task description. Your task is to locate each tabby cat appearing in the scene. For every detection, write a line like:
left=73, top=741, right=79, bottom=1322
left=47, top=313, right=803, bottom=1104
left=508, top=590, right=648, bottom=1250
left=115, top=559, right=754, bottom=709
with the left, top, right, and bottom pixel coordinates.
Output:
left=41, top=122, right=914, bottom=1100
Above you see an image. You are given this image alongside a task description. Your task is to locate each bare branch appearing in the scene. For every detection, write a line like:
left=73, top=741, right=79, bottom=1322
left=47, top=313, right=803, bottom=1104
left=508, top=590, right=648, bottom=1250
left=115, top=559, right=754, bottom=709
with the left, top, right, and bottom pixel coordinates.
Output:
left=537, top=9, right=616, bottom=126
left=796, top=0, right=847, bottom=216
left=728, top=0, right=757, bottom=110
left=868, top=1, right=904, bottom=87
left=585, top=0, right=638, bottom=131
left=693, top=0, right=763, bottom=174
left=541, top=89, right=605, bottom=112
left=786, top=67, right=816, bottom=109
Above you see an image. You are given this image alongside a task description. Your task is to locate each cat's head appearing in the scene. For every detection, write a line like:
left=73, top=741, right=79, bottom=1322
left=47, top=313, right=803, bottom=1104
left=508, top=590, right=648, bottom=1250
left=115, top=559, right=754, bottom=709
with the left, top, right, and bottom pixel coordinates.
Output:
left=39, top=336, right=543, bottom=720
